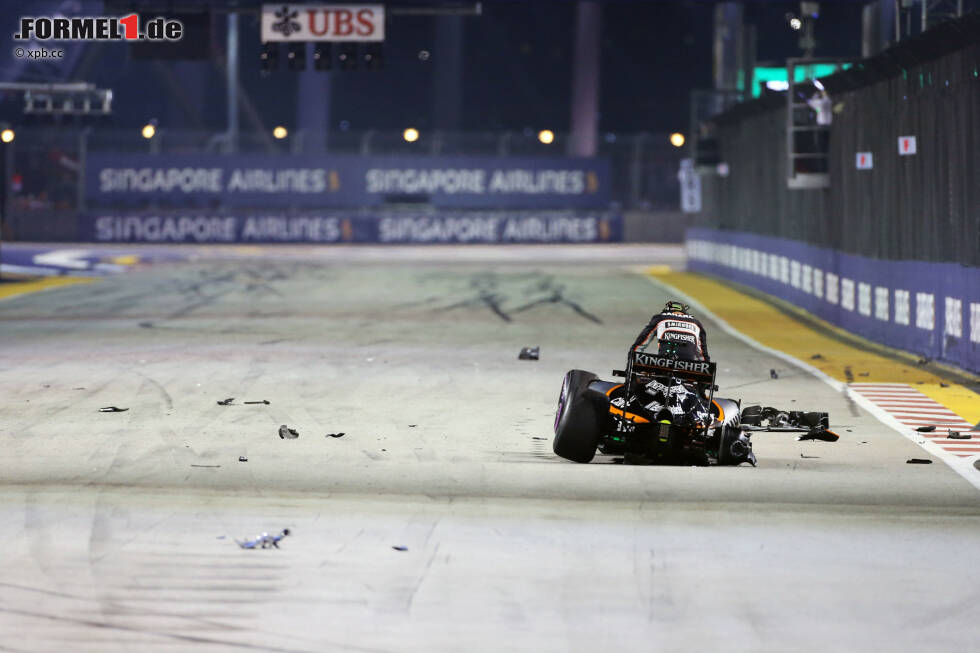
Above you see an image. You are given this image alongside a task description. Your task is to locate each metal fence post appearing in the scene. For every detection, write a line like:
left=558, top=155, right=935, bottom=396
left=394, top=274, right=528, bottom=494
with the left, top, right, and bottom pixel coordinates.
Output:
left=360, top=130, right=374, bottom=155
left=497, top=131, right=511, bottom=156
left=630, top=132, right=646, bottom=208
left=77, top=127, right=91, bottom=212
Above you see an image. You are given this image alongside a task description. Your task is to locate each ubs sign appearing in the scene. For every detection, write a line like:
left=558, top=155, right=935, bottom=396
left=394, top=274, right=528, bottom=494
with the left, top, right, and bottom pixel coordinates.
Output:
left=261, top=4, right=384, bottom=42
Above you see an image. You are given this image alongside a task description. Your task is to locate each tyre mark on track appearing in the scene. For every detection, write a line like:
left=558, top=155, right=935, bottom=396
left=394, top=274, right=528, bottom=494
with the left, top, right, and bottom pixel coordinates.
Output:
left=433, top=271, right=603, bottom=324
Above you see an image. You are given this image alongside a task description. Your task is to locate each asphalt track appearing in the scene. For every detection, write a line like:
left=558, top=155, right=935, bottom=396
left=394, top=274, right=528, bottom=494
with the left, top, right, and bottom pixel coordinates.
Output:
left=1, top=244, right=978, bottom=652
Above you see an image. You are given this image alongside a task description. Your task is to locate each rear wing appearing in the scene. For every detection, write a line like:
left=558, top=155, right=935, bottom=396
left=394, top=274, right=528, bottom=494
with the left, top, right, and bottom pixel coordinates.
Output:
left=625, top=352, right=716, bottom=385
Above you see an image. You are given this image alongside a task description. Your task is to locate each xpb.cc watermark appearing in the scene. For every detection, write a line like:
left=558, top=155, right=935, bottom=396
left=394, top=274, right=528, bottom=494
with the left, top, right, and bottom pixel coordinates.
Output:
left=14, top=47, right=65, bottom=59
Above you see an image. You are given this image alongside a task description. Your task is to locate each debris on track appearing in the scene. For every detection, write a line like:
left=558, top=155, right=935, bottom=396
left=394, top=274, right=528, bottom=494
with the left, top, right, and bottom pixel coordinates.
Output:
left=519, top=346, right=540, bottom=360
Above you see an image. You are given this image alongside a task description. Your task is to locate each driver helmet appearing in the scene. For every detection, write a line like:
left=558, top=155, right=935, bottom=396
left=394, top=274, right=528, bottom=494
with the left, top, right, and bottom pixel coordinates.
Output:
left=663, top=300, right=690, bottom=315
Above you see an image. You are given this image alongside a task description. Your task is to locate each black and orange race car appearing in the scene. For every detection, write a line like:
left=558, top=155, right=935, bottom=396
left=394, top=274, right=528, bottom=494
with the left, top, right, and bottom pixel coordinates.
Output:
left=552, top=349, right=835, bottom=466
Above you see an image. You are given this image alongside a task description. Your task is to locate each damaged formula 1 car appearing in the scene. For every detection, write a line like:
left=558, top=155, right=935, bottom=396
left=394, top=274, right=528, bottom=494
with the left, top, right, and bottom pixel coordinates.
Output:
left=552, top=347, right=837, bottom=466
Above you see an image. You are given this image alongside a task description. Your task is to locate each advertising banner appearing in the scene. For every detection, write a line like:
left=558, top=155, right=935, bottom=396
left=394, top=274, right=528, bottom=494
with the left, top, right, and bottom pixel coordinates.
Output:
left=85, top=154, right=610, bottom=209
left=77, top=211, right=623, bottom=245
left=261, top=4, right=384, bottom=42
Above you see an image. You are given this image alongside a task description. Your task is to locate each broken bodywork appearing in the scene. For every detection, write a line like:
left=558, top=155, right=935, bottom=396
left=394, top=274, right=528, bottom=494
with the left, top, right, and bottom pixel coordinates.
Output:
left=552, top=349, right=837, bottom=466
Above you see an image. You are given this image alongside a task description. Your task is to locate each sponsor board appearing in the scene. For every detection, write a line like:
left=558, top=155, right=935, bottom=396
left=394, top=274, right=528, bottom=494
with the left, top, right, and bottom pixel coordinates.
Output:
left=78, top=211, right=623, bottom=244
left=85, top=154, right=610, bottom=209
left=261, top=4, right=384, bottom=42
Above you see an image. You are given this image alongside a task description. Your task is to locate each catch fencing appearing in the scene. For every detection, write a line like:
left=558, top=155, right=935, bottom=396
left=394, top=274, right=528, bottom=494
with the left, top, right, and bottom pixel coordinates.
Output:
left=696, top=13, right=980, bottom=267
left=688, top=13, right=979, bottom=372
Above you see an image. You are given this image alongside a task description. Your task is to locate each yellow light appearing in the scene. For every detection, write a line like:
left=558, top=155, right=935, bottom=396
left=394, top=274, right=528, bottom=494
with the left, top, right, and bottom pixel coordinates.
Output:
left=0, top=129, right=14, bottom=144
left=669, top=132, right=685, bottom=147
left=273, top=126, right=288, bottom=139
left=141, top=124, right=156, bottom=139
left=403, top=127, right=419, bottom=143
left=538, top=129, right=555, bottom=145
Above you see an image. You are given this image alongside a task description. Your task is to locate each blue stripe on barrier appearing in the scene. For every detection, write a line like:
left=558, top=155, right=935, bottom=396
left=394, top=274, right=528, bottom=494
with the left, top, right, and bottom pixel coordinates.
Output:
left=685, top=227, right=980, bottom=374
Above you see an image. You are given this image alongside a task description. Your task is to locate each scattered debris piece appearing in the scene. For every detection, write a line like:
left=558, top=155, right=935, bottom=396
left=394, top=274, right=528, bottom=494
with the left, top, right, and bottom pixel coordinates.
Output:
left=191, top=464, right=221, bottom=468
left=518, top=346, right=540, bottom=360
left=73, top=387, right=86, bottom=390
left=531, top=436, right=547, bottom=441
left=844, top=367, right=854, bottom=382
left=906, top=458, right=932, bottom=464
left=741, top=406, right=829, bottom=430
left=975, top=420, right=980, bottom=431
left=239, top=456, right=248, bottom=462
left=940, top=382, right=949, bottom=388
left=797, top=429, right=840, bottom=442
left=769, top=369, right=778, bottom=379
left=916, top=425, right=936, bottom=432
left=216, top=535, right=226, bottom=540
left=975, top=459, right=980, bottom=472
left=279, top=425, right=299, bottom=439
left=810, top=353, right=824, bottom=360
left=917, top=357, right=930, bottom=365
left=392, top=545, right=408, bottom=552
left=237, top=529, right=290, bottom=549
left=244, top=400, right=270, bottom=405
left=408, top=424, right=417, bottom=428
left=99, top=406, right=129, bottom=412
left=858, top=441, right=868, bottom=445
left=858, top=372, right=869, bottom=377
left=800, top=454, right=820, bottom=459
left=325, top=432, right=345, bottom=438
left=948, top=431, right=972, bottom=440
left=217, top=397, right=235, bottom=406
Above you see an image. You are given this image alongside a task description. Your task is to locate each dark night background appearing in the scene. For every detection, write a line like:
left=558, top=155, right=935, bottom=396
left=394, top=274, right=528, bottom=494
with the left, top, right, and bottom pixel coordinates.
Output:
left=0, top=1, right=867, bottom=135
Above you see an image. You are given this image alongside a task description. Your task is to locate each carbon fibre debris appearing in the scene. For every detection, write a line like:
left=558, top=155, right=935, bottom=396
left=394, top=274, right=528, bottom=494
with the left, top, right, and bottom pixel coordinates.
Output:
left=519, top=346, right=540, bottom=360
left=237, top=529, right=290, bottom=549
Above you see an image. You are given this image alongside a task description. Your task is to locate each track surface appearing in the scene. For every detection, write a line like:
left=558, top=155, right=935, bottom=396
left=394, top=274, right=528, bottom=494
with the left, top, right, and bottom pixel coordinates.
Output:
left=1, top=245, right=978, bottom=652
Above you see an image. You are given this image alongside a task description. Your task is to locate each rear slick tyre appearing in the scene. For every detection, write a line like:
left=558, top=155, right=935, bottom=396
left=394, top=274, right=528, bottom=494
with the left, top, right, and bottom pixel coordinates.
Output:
left=553, top=370, right=603, bottom=463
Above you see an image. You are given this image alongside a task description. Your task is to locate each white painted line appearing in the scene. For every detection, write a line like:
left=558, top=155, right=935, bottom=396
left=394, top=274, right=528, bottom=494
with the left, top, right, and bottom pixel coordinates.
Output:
left=643, top=273, right=980, bottom=493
